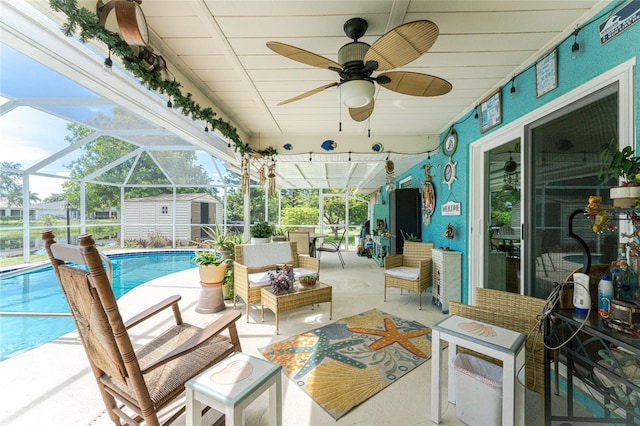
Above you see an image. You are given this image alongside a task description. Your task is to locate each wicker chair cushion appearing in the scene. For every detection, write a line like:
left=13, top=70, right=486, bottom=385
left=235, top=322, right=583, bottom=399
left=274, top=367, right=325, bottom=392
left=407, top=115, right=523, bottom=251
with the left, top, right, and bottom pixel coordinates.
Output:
left=294, top=268, right=318, bottom=279
left=101, top=323, right=234, bottom=409
left=384, top=266, right=419, bottom=281
left=248, top=271, right=273, bottom=287
left=241, top=242, right=293, bottom=267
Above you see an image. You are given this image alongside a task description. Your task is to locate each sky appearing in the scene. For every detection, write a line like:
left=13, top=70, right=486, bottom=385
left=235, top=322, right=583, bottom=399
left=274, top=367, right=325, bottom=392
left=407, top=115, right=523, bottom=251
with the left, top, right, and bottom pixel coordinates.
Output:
left=1, top=42, right=227, bottom=202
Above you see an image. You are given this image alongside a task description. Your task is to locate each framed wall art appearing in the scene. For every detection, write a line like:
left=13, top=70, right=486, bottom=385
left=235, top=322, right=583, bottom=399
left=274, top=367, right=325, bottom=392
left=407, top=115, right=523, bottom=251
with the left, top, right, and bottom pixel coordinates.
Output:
left=535, top=49, right=557, bottom=97
left=479, top=90, right=502, bottom=133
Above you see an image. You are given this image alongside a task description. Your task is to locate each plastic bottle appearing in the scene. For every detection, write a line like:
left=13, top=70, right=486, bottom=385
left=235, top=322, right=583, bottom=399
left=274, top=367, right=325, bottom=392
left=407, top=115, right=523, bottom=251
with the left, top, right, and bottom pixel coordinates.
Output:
left=573, top=272, right=591, bottom=315
left=597, top=274, right=614, bottom=319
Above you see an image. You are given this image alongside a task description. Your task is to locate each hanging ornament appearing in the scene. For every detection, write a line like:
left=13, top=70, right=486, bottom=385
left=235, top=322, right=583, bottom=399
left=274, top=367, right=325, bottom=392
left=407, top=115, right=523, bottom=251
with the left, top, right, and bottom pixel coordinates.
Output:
left=268, top=162, right=277, bottom=195
left=445, top=223, right=455, bottom=239
left=422, top=164, right=436, bottom=225
left=241, top=156, right=250, bottom=195
left=385, top=160, right=396, bottom=191
left=257, top=163, right=266, bottom=186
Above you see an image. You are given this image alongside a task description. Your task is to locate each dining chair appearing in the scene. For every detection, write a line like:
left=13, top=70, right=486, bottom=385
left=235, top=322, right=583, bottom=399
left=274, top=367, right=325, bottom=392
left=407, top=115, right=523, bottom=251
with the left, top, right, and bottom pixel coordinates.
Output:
left=317, top=228, right=346, bottom=268
left=287, top=231, right=312, bottom=256
left=41, top=230, right=242, bottom=426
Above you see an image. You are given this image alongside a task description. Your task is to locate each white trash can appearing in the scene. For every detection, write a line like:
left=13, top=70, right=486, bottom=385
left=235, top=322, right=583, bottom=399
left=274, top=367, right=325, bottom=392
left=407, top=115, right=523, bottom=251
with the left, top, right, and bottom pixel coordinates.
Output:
left=452, top=353, right=503, bottom=425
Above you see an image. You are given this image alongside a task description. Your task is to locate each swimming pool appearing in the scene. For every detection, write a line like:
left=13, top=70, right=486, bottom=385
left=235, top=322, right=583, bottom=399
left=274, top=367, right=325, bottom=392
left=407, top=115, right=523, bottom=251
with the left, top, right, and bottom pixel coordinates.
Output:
left=0, top=251, right=196, bottom=361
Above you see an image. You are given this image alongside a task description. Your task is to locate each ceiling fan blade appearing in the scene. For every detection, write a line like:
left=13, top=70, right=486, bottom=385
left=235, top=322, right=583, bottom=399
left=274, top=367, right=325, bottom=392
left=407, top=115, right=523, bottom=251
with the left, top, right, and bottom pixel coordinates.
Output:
left=378, top=71, right=452, bottom=97
left=349, top=100, right=374, bottom=122
left=277, top=82, right=339, bottom=106
left=364, top=20, right=439, bottom=71
left=267, top=41, right=342, bottom=70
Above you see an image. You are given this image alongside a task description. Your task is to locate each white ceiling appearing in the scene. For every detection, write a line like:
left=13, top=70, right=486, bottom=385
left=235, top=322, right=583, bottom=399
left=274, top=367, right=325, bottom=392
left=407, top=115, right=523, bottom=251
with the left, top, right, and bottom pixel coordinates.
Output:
left=5, top=0, right=610, bottom=193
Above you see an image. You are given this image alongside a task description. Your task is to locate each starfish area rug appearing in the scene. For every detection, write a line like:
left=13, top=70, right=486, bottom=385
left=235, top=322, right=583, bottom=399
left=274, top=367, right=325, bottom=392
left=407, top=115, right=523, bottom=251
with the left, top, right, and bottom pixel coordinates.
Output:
left=258, top=308, right=432, bottom=420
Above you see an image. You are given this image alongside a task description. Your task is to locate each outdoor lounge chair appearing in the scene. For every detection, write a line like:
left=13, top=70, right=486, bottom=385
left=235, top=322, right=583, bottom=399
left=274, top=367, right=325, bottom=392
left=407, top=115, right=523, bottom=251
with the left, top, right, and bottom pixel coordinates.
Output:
left=41, top=230, right=242, bottom=426
left=383, top=241, right=433, bottom=309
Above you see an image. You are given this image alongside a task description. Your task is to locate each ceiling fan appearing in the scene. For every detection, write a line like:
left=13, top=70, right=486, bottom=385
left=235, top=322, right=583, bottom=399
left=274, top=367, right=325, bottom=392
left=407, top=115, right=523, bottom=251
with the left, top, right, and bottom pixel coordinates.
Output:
left=267, top=17, right=452, bottom=122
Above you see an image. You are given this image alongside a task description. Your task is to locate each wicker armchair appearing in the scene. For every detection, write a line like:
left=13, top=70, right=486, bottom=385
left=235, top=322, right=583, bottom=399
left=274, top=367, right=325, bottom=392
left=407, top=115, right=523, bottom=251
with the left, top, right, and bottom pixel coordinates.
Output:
left=383, top=241, right=433, bottom=309
left=449, top=288, right=547, bottom=399
left=233, top=241, right=320, bottom=320
left=41, top=231, right=242, bottom=426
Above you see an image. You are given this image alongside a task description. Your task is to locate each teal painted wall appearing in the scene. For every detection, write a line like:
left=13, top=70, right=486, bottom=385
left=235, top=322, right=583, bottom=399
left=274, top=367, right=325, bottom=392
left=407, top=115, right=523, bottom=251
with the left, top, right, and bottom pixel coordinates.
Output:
left=383, top=0, right=640, bottom=303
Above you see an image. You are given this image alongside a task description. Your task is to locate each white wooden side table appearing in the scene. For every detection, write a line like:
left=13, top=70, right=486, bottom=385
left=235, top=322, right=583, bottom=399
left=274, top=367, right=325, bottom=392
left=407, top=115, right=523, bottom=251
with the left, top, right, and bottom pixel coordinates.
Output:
left=430, top=315, right=526, bottom=426
left=186, top=352, right=282, bottom=426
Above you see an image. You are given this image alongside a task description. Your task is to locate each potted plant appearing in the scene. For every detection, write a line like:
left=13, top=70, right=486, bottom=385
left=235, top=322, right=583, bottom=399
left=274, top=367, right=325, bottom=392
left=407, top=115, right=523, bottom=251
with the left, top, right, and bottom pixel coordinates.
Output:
left=250, top=221, right=273, bottom=244
left=599, top=145, right=640, bottom=208
left=200, top=224, right=232, bottom=258
left=299, top=275, right=318, bottom=288
left=222, top=232, right=244, bottom=300
left=192, top=250, right=229, bottom=284
left=272, top=226, right=287, bottom=242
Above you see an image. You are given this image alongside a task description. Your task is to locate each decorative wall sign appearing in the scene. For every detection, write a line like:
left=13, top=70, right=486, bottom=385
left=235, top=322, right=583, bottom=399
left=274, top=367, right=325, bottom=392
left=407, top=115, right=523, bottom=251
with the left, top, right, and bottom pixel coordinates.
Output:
left=422, top=164, right=435, bottom=225
left=443, top=160, right=457, bottom=189
left=442, top=128, right=458, bottom=157
left=479, top=90, right=502, bottom=133
left=535, top=49, right=557, bottom=97
left=599, top=0, right=640, bottom=45
left=441, top=201, right=461, bottom=216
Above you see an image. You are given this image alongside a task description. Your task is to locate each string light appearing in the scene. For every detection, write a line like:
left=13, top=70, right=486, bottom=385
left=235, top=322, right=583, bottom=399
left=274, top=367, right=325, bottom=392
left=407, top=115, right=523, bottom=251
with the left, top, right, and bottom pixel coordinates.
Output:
left=348, top=151, right=352, bottom=162
left=166, top=95, right=172, bottom=108
left=102, top=48, right=113, bottom=76
left=510, top=76, right=516, bottom=99
left=204, top=125, right=209, bottom=133
left=571, top=27, right=581, bottom=59
left=474, top=106, right=479, bottom=120
left=309, top=152, right=312, bottom=162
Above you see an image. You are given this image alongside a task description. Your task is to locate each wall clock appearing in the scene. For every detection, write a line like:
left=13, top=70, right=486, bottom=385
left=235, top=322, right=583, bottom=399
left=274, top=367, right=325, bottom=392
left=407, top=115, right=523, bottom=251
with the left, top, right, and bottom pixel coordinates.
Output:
left=442, top=128, right=458, bottom=157
left=443, top=160, right=457, bottom=189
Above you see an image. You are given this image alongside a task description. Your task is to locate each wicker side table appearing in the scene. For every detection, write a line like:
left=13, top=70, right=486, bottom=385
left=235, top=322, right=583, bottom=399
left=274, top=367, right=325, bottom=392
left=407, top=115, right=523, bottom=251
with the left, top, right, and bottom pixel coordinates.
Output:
left=260, top=283, right=332, bottom=334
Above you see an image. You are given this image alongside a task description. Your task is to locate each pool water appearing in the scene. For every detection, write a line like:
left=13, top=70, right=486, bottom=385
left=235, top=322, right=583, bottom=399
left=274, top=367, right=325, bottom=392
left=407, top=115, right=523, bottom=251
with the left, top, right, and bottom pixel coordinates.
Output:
left=0, top=251, right=196, bottom=361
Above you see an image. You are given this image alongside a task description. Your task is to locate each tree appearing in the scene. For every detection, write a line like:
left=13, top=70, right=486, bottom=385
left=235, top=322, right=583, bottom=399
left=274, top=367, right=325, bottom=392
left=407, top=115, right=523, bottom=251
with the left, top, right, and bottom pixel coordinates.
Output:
left=0, top=162, right=21, bottom=199
left=1, top=162, right=42, bottom=206
left=44, top=193, right=66, bottom=203
left=281, top=206, right=318, bottom=227
left=62, top=108, right=213, bottom=213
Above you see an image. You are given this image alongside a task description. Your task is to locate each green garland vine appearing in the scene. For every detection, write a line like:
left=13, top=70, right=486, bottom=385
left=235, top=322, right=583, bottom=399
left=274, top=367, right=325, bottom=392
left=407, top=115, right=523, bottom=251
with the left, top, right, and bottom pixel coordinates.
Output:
left=48, top=0, right=278, bottom=158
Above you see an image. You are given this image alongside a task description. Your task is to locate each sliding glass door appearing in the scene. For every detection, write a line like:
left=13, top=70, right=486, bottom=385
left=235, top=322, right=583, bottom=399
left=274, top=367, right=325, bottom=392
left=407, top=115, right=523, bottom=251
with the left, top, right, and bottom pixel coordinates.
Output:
left=523, top=84, right=619, bottom=298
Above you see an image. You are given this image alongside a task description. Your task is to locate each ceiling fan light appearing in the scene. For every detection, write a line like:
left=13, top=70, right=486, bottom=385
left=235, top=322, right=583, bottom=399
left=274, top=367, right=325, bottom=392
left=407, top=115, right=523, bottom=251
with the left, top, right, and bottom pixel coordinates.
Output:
left=340, top=80, right=374, bottom=108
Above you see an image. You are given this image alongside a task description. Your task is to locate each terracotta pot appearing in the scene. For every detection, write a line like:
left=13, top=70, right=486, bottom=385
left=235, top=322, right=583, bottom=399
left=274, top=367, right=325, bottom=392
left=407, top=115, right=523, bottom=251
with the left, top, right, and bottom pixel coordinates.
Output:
left=198, top=263, right=227, bottom=284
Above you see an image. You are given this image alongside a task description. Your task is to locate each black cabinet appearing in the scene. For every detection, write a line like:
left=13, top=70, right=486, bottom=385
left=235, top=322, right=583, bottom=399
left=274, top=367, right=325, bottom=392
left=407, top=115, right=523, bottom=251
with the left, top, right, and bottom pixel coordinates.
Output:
left=389, top=188, right=422, bottom=254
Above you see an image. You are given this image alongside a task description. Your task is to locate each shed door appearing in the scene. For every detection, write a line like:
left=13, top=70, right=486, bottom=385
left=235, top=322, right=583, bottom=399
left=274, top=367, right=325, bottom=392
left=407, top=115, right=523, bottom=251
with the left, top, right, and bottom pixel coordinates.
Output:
left=200, top=202, right=209, bottom=238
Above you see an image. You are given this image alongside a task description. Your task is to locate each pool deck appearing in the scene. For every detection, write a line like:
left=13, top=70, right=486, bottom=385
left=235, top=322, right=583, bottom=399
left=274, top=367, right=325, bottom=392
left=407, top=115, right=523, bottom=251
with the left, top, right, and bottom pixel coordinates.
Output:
left=0, top=251, right=550, bottom=425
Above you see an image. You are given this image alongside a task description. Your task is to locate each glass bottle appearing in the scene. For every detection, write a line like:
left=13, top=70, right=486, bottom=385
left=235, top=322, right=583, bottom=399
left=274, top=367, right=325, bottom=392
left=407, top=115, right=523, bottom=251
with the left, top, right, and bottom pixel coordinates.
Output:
left=608, top=244, right=638, bottom=301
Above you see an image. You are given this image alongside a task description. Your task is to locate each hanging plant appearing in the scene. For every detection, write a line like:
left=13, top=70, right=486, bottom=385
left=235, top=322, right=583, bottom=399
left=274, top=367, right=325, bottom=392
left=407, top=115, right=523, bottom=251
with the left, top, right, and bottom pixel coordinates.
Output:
left=48, top=0, right=278, bottom=158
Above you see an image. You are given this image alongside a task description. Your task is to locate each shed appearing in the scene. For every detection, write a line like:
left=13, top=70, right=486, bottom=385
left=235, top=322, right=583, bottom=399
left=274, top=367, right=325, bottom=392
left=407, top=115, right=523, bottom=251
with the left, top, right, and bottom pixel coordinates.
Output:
left=123, top=193, right=222, bottom=243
